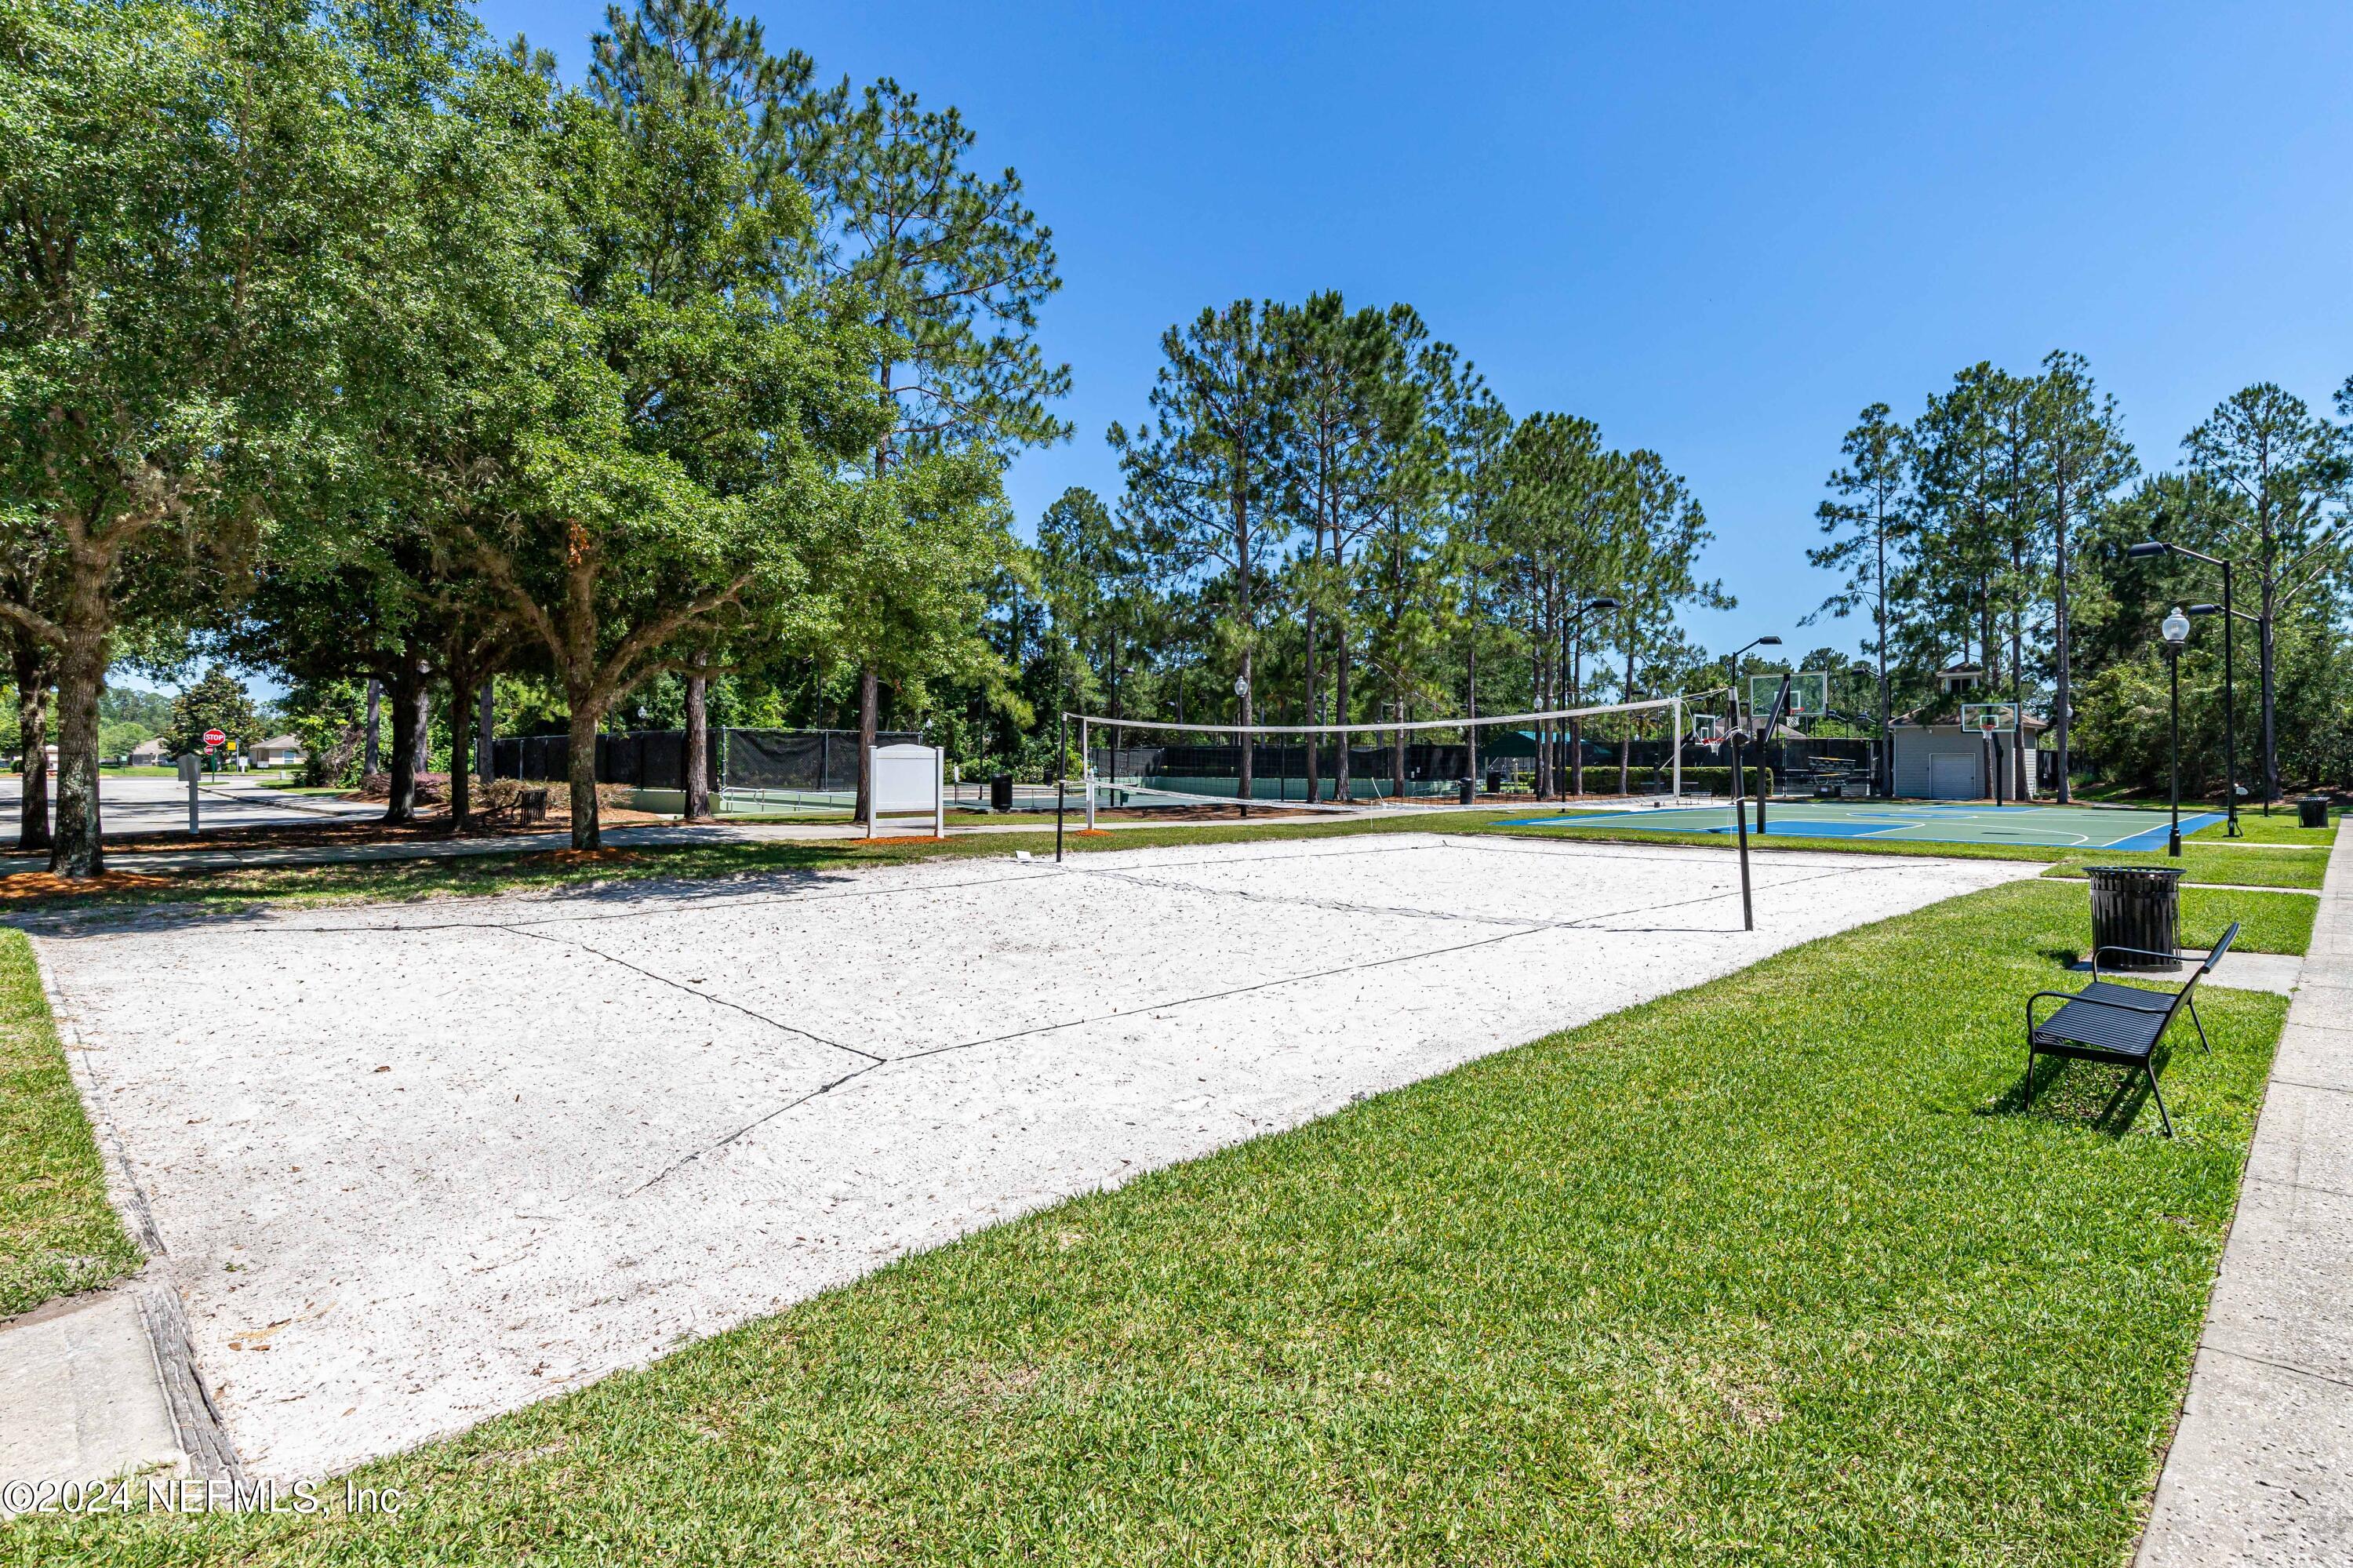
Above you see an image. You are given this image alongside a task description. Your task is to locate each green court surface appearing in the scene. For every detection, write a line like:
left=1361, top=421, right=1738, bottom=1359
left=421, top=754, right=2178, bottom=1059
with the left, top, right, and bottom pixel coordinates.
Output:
left=1505, top=799, right=2224, bottom=851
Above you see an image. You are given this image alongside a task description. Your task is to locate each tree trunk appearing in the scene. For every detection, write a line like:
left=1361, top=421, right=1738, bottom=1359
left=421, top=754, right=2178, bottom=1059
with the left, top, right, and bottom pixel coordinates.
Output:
left=1301, top=606, right=1321, bottom=802
left=853, top=665, right=878, bottom=821
left=1333, top=631, right=1351, bottom=803
left=447, top=678, right=472, bottom=831
left=1618, top=642, right=1635, bottom=794
left=1875, top=516, right=1891, bottom=798
left=1390, top=694, right=1406, bottom=802
left=566, top=698, right=602, bottom=849
left=683, top=668, right=711, bottom=820
left=413, top=689, right=432, bottom=777
left=1532, top=609, right=1551, bottom=799
left=478, top=681, right=495, bottom=780
left=1234, top=474, right=1254, bottom=808
left=48, top=558, right=109, bottom=877
left=13, top=630, right=51, bottom=851
left=2051, top=481, right=2073, bottom=804
left=363, top=678, right=381, bottom=777
left=1464, top=635, right=1478, bottom=796
left=384, top=664, right=424, bottom=826
left=2260, top=606, right=2278, bottom=804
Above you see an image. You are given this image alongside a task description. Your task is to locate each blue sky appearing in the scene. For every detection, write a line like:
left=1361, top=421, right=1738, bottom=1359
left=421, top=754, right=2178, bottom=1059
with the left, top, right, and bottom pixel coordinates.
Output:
left=397, top=5, right=2353, bottom=670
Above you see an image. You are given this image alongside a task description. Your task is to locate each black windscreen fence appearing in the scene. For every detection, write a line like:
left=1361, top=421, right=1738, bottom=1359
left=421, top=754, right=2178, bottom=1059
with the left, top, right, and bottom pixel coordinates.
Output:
left=489, top=729, right=917, bottom=791
left=489, top=730, right=718, bottom=789
left=719, top=729, right=918, bottom=793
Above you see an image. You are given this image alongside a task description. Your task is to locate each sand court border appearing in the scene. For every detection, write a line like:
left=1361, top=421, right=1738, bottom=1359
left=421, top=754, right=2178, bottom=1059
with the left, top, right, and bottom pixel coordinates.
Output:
left=31, top=833, right=2038, bottom=1479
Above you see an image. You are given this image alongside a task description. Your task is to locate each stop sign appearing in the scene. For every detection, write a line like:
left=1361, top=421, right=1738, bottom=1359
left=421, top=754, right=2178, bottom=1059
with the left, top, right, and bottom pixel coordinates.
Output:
left=202, top=728, right=227, bottom=748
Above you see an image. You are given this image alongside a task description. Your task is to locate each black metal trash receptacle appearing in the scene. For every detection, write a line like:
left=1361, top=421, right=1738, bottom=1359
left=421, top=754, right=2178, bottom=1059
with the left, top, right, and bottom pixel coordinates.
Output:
left=2085, top=865, right=2186, bottom=972
left=1458, top=777, right=1475, bottom=806
left=2300, top=796, right=2330, bottom=828
left=989, top=772, right=1013, bottom=813
left=1486, top=769, right=1502, bottom=795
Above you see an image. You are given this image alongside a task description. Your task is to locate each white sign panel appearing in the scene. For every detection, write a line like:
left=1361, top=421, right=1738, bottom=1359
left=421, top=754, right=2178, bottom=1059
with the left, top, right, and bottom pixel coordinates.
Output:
left=867, top=742, right=944, bottom=839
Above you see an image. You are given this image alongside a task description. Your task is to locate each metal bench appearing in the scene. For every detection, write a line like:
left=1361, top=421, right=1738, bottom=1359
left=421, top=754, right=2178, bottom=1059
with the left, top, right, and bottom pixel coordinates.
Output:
left=2023, top=922, right=2239, bottom=1136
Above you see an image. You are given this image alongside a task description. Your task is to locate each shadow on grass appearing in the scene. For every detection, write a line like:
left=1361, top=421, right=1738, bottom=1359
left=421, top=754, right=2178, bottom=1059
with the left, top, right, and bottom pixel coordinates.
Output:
left=0, top=841, right=925, bottom=940
left=1978, top=1050, right=2174, bottom=1140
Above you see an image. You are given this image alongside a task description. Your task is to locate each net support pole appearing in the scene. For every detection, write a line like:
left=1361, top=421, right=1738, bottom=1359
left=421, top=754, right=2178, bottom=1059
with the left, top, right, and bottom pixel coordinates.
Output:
left=1055, top=708, right=1067, bottom=863
left=1671, top=698, right=1682, bottom=799
left=1083, top=719, right=1096, bottom=830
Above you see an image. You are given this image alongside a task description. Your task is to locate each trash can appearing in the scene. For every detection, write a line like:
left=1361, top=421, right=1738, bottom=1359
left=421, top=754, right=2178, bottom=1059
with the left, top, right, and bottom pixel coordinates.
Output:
left=2300, top=796, right=2329, bottom=829
left=1486, top=769, right=1502, bottom=795
left=989, top=772, right=1013, bottom=813
left=1458, top=777, right=1475, bottom=806
left=2085, top=865, right=2186, bottom=972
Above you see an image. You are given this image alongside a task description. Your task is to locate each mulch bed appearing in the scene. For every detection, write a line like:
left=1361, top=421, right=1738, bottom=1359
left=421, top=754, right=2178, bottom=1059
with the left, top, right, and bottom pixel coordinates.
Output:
left=0, top=870, right=179, bottom=900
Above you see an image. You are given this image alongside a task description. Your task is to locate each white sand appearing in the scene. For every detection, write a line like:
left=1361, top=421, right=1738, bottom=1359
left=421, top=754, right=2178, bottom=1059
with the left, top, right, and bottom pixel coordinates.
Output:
left=35, top=833, right=2037, bottom=1477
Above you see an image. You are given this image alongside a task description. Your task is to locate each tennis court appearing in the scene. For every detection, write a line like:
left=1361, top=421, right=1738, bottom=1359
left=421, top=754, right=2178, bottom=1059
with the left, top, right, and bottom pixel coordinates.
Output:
left=35, top=833, right=2034, bottom=1479
left=1507, top=799, right=2224, bottom=851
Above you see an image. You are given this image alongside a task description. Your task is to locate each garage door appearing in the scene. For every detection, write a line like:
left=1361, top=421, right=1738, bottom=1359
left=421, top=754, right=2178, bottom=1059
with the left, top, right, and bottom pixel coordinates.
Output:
left=1928, top=751, right=1979, bottom=799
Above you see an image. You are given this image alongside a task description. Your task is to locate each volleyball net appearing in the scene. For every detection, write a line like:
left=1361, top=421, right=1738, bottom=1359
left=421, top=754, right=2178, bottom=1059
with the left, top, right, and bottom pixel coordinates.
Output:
left=1058, top=695, right=1693, bottom=824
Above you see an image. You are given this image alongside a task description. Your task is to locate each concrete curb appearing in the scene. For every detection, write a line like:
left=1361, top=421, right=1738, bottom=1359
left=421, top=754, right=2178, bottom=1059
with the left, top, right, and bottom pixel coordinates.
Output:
left=35, top=954, right=243, bottom=1485
left=2137, top=819, right=2353, bottom=1564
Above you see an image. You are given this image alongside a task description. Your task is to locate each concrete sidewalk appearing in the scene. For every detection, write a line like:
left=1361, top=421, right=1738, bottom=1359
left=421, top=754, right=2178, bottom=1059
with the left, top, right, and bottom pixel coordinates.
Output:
left=2139, top=820, right=2353, bottom=1564
left=0, top=1293, right=184, bottom=1502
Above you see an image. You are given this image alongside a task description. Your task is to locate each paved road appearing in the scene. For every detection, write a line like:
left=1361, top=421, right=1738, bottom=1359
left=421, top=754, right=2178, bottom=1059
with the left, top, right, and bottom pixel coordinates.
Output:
left=0, top=774, right=382, bottom=839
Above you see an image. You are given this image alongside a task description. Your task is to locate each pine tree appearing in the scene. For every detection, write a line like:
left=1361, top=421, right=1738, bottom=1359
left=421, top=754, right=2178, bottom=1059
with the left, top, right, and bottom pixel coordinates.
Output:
left=793, top=72, right=1070, bottom=815
left=1805, top=403, right=1913, bottom=788
left=1111, top=302, right=1289, bottom=803
left=2034, top=352, right=2136, bottom=801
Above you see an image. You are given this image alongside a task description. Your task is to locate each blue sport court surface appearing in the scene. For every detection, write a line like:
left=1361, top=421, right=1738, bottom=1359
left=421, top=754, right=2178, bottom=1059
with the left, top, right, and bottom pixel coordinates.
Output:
left=1501, top=799, right=2225, bottom=852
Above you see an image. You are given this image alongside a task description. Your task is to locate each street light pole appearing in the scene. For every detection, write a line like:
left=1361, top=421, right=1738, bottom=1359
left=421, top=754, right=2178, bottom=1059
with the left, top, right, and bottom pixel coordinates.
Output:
left=2130, top=540, right=2243, bottom=838
left=2163, top=606, right=2190, bottom=857
left=1722, top=634, right=1781, bottom=809
left=1724, top=635, right=1783, bottom=734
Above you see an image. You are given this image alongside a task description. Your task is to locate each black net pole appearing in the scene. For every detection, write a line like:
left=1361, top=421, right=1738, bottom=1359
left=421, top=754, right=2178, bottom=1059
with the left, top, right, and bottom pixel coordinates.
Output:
left=1055, top=707, right=1067, bottom=862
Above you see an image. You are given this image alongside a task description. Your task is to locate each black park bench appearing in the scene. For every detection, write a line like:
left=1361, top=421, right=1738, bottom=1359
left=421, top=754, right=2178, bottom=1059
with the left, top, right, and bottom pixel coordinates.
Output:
left=2023, top=922, right=2240, bottom=1137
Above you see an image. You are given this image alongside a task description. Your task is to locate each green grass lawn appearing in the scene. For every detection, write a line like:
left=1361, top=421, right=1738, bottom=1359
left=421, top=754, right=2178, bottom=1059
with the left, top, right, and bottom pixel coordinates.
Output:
left=2038, top=842, right=2326, bottom=890
left=2189, top=808, right=2337, bottom=846
left=2173, top=885, right=2314, bottom=955
left=25, top=878, right=2283, bottom=1563
left=0, top=930, right=142, bottom=1316
left=1491, top=817, right=2330, bottom=889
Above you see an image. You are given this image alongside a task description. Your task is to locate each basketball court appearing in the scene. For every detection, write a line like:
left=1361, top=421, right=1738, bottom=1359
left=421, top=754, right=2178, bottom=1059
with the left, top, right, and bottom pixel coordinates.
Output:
left=1507, top=799, right=2225, bottom=851
left=35, top=832, right=2035, bottom=1479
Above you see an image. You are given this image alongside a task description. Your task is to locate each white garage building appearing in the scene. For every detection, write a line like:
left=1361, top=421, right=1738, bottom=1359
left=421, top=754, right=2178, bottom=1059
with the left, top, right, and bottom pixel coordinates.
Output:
left=1889, top=716, right=2046, bottom=799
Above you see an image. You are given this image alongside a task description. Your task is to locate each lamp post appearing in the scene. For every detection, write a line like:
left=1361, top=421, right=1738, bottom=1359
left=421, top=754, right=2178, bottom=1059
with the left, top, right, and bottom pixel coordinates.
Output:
left=2133, top=527, right=2340, bottom=820
left=2162, top=605, right=2190, bottom=857
left=1721, top=635, right=1781, bottom=811
left=1725, top=635, right=1783, bottom=732
left=2128, top=540, right=2239, bottom=837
